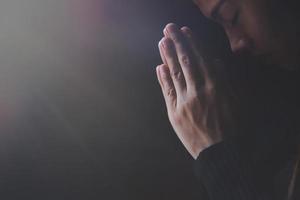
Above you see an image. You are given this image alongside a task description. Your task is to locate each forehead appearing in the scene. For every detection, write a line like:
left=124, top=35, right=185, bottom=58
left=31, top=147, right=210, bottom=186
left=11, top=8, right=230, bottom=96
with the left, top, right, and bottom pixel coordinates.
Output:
left=194, top=0, right=222, bottom=17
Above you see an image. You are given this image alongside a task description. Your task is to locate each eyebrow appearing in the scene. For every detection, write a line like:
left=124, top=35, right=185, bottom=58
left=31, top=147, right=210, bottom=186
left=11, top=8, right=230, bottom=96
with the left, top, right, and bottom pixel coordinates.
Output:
left=210, top=0, right=226, bottom=20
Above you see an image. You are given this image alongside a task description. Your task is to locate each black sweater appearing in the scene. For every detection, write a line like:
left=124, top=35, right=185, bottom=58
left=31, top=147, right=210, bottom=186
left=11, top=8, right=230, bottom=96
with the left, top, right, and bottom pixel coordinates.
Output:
left=192, top=62, right=300, bottom=199
left=192, top=64, right=300, bottom=200
left=193, top=134, right=299, bottom=200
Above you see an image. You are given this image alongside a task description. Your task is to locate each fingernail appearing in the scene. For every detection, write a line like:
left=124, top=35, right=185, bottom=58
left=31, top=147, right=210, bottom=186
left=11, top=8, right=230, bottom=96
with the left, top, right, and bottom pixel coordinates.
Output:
left=156, top=65, right=160, bottom=74
left=162, top=39, right=167, bottom=49
left=163, top=38, right=173, bottom=49
left=156, top=66, right=161, bottom=84
left=158, top=38, right=165, bottom=49
left=166, top=23, right=179, bottom=37
left=163, top=28, right=168, bottom=36
left=158, top=39, right=163, bottom=48
left=160, top=65, right=168, bottom=75
left=182, top=26, right=191, bottom=31
left=181, top=26, right=192, bottom=37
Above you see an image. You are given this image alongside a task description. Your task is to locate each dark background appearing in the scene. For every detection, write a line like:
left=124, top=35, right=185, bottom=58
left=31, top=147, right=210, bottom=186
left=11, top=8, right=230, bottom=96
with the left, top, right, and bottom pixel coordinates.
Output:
left=0, top=0, right=228, bottom=199
left=0, top=0, right=299, bottom=200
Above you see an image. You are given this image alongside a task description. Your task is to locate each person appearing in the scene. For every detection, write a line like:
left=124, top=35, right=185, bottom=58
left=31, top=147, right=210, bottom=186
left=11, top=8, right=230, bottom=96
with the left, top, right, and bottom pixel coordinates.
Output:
left=155, top=0, right=300, bottom=199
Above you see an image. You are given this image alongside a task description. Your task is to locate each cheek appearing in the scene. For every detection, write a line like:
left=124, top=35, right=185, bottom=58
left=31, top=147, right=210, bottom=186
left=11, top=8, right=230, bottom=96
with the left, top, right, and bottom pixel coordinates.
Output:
left=239, top=3, right=274, bottom=54
left=243, top=17, right=269, bottom=53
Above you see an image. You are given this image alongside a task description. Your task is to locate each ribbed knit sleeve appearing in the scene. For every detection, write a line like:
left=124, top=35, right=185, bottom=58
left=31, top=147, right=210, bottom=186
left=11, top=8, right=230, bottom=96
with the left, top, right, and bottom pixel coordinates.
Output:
left=193, top=131, right=298, bottom=200
left=193, top=139, right=263, bottom=200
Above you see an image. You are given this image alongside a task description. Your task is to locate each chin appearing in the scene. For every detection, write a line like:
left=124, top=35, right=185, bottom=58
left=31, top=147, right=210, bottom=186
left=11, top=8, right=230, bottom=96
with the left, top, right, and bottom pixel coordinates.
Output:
left=233, top=50, right=272, bottom=67
left=245, top=46, right=278, bottom=66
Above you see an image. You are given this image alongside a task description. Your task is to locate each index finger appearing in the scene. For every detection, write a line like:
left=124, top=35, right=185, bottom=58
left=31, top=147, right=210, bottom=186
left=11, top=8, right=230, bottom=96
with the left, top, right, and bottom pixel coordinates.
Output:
left=164, top=23, right=200, bottom=91
left=180, top=26, right=210, bottom=83
left=159, top=38, right=167, bottom=65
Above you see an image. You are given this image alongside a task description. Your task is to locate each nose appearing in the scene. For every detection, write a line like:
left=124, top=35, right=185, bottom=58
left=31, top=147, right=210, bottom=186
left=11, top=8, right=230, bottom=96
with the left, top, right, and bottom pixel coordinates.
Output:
left=229, top=38, right=251, bottom=55
left=225, top=28, right=252, bottom=56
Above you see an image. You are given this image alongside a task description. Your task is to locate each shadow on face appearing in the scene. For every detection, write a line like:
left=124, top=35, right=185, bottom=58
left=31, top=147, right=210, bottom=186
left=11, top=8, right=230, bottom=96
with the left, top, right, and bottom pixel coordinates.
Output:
left=193, top=0, right=300, bottom=67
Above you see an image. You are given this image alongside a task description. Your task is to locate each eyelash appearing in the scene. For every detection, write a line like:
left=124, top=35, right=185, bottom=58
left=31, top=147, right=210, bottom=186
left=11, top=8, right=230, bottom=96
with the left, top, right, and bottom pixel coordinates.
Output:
left=231, top=11, right=239, bottom=26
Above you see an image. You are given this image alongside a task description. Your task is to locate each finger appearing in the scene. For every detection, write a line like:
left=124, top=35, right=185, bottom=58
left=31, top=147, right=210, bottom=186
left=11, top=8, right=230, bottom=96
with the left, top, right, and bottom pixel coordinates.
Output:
left=156, top=64, right=177, bottom=110
left=180, top=26, right=210, bottom=83
left=161, top=37, right=186, bottom=95
left=158, top=38, right=167, bottom=65
left=163, top=27, right=169, bottom=37
left=156, top=64, right=164, bottom=89
left=164, top=23, right=199, bottom=91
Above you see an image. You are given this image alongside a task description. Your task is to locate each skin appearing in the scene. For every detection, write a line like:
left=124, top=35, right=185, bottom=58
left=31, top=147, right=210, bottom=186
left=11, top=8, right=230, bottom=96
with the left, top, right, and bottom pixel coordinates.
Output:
left=156, top=0, right=300, bottom=159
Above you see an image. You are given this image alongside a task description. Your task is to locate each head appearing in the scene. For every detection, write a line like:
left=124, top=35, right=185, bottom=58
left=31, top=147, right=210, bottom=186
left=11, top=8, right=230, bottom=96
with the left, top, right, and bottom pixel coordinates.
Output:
left=193, top=0, right=300, bottom=68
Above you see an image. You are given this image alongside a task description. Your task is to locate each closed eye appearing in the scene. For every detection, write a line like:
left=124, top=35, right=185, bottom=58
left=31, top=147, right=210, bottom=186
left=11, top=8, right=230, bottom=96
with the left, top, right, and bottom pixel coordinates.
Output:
left=216, top=1, right=238, bottom=27
left=231, top=11, right=239, bottom=26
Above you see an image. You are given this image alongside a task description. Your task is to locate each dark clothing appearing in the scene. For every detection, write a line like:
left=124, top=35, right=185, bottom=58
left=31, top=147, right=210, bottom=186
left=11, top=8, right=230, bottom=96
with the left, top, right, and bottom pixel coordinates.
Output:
left=194, top=136, right=298, bottom=200
left=193, top=65, right=300, bottom=199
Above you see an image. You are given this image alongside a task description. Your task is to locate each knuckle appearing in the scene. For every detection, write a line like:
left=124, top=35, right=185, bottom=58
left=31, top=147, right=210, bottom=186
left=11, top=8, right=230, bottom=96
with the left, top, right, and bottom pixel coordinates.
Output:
left=161, top=71, right=169, bottom=80
left=184, top=97, right=197, bottom=108
left=171, top=70, right=183, bottom=80
left=171, top=35, right=180, bottom=43
left=166, top=87, right=176, bottom=97
left=172, top=112, right=183, bottom=124
left=177, top=106, right=186, bottom=116
left=180, top=55, right=191, bottom=67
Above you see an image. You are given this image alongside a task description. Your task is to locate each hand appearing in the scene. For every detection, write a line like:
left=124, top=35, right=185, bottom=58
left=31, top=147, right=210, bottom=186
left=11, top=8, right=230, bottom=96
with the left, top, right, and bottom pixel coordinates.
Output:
left=156, top=23, right=235, bottom=159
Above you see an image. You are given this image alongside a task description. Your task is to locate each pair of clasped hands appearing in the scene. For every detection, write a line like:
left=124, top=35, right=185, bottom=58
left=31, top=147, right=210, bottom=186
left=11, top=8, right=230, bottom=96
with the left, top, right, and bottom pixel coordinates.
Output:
left=156, top=23, right=232, bottom=159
